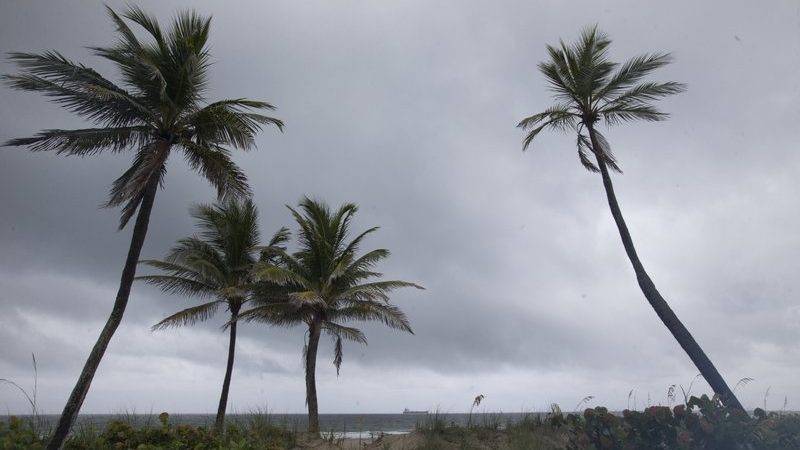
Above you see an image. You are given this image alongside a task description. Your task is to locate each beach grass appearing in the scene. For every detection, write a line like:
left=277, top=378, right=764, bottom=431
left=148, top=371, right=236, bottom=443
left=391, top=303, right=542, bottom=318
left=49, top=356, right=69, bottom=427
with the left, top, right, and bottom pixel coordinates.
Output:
left=3, top=396, right=800, bottom=449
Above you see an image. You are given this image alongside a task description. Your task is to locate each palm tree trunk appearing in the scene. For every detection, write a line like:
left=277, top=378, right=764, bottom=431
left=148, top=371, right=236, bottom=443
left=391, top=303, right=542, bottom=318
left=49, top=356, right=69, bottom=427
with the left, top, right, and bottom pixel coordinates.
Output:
left=586, top=124, right=744, bottom=412
left=46, top=173, right=161, bottom=450
left=214, top=309, right=239, bottom=433
left=305, top=320, right=322, bottom=434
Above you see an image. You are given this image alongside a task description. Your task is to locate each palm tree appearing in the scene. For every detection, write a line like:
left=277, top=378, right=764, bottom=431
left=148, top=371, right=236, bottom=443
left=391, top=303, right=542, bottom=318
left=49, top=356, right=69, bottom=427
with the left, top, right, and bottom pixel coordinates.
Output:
left=136, top=199, right=289, bottom=432
left=517, top=26, right=744, bottom=411
left=238, top=198, right=424, bottom=433
left=3, top=6, right=283, bottom=447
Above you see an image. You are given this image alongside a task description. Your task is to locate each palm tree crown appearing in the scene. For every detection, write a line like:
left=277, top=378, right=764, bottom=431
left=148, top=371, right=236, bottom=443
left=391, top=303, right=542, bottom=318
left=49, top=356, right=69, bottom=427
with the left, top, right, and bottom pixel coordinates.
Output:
left=517, top=25, right=685, bottom=172
left=138, top=199, right=288, bottom=330
left=4, top=5, right=283, bottom=227
left=241, top=197, right=423, bottom=373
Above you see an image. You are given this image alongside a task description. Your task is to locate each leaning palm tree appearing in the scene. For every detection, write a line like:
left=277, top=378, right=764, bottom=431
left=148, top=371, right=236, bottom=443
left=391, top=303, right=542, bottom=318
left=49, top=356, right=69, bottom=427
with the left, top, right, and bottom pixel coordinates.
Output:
left=238, top=198, right=424, bottom=433
left=136, top=199, right=289, bottom=432
left=517, top=26, right=744, bottom=411
left=3, top=6, right=282, bottom=447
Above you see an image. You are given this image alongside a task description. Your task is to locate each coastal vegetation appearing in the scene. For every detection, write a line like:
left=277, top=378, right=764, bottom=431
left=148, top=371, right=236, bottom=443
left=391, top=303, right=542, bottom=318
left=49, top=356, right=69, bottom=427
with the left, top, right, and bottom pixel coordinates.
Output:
left=3, top=397, right=800, bottom=449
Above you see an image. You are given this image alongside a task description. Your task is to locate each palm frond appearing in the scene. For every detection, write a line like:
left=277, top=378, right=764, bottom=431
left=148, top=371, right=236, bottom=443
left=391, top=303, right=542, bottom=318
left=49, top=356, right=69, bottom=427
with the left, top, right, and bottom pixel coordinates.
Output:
left=589, top=130, right=622, bottom=173
left=2, top=73, right=149, bottom=128
left=323, top=322, right=367, bottom=344
left=254, top=263, right=309, bottom=287
left=3, top=51, right=153, bottom=127
left=602, top=103, right=670, bottom=125
left=597, top=53, right=675, bottom=100
left=334, top=248, right=388, bottom=281
left=576, top=133, right=599, bottom=172
left=517, top=104, right=578, bottom=151
left=5, top=127, right=151, bottom=156
left=332, top=334, right=343, bottom=376
left=105, top=143, right=168, bottom=228
left=337, top=280, right=424, bottom=303
left=165, top=237, right=228, bottom=280
left=151, top=300, right=221, bottom=330
left=121, top=5, right=166, bottom=51
left=258, top=227, right=291, bottom=264
left=330, top=301, right=414, bottom=334
left=288, top=290, right=325, bottom=307
left=135, top=273, right=218, bottom=298
left=184, top=99, right=283, bottom=149
left=267, top=227, right=291, bottom=248
left=181, top=141, right=251, bottom=201
left=572, top=25, right=615, bottom=100
left=602, top=81, right=686, bottom=110
left=236, top=302, right=308, bottom=327
left=323, top=322, right=367, bottom=376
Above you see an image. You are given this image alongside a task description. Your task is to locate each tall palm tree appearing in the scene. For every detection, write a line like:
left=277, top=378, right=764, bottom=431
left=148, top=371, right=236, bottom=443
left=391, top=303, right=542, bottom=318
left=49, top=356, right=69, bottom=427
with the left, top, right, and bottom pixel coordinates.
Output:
left=3, top=6, right=283, bottom=447
left=136, top=199, right=289, bottom=432
left=238, top=198, right=424, bottom=433
left=517, top=26, right=744, bottom=411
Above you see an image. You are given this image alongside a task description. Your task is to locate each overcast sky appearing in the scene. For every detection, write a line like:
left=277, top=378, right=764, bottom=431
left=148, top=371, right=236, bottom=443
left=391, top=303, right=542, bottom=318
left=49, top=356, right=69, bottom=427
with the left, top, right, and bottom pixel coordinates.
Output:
left=1, top=0, right=798, bottom=415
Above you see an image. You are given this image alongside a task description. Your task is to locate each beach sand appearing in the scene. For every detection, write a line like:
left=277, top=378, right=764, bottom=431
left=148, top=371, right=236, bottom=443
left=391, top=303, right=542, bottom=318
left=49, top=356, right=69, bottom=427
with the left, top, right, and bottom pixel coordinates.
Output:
left=295, top=432, right=424, bottom=449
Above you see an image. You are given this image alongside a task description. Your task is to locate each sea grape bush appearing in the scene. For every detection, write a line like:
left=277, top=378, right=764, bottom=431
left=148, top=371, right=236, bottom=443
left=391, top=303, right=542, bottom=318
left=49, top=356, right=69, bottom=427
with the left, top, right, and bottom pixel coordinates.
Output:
left=0, top=416, right=40, bottom=449
left=0, top=413, right=295, bottom=450
left=567, top=395, right=800, bottom=449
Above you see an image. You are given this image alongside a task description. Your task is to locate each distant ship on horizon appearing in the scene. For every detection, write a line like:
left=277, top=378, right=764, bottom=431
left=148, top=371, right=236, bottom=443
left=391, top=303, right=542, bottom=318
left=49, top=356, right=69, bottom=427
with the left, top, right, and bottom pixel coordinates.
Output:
left=402, top=408, right=429, bottom=414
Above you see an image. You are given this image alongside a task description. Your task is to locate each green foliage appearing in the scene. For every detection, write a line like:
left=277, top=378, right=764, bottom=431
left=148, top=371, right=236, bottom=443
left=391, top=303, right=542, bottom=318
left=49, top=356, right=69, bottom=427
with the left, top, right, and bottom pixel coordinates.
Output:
left=3, top=402, right=800, bottom=449
left=240, top=197, right=424, bottom=374
left=518, top=26, right=684, bottom=173
left=3, top=5, right=282, bottom=229
left=416, top=413, right=563, bottom=449
left=412, top=397, right=800, bottom=450
left=138, top=198, right=289, bottom=331
left=0, top=416, right=44, bottom=450
left=567, top=395, right=800, bottom=449
left=0, top=413, right=296, bottom=450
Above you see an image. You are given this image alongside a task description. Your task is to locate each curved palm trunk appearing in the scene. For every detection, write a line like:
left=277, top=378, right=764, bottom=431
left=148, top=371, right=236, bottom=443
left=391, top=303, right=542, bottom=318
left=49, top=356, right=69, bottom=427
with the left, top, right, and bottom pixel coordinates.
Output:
left=214, top=309, right=240, bottom=433
left=586, top=124, right=744, bottom=412
left=46, top=174, right=161, bottom=449
left=305, top=320, right=322, bottom=434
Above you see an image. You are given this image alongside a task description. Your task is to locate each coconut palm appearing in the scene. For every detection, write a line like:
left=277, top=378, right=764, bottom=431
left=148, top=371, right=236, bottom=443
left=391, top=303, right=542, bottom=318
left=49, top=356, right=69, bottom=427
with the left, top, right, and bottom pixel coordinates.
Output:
left=238, top=198, right=424, bottom=433
left=136, top=199, right=289, bottom=432
left=517, top=26, right=743, bottom=411
left=3, top=6, right=283, bottom=447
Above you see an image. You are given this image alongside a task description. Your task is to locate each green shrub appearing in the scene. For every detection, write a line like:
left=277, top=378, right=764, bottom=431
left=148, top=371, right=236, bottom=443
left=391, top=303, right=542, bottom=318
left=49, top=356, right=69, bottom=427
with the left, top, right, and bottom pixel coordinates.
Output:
left=0, top=416, right=44, bottom=450
left=1, top=413, right=295, bottom=450
left=567, top=395, right=800, bottom=450
left=2, top=401, right=799, bottom=449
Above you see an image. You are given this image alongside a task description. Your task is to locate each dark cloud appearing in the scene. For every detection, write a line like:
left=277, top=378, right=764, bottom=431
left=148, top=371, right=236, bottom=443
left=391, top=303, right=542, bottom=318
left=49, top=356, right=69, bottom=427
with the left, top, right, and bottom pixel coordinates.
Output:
left=1, top=0, right=798, bottom=414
